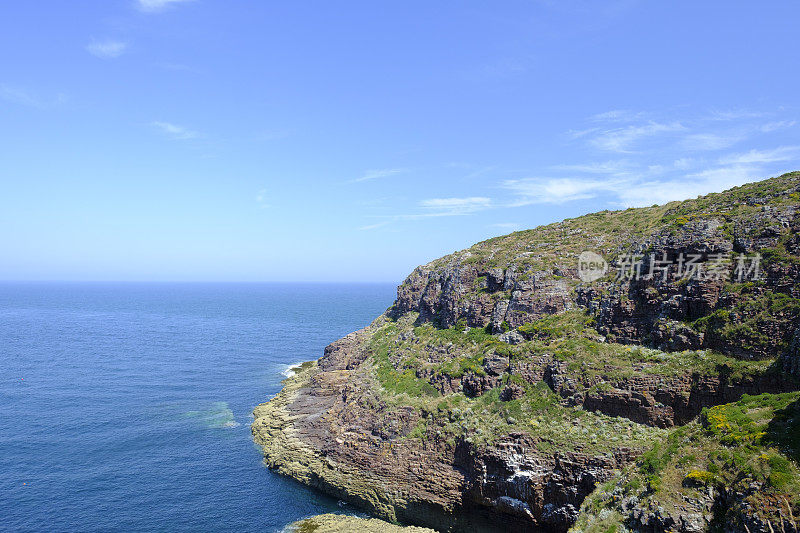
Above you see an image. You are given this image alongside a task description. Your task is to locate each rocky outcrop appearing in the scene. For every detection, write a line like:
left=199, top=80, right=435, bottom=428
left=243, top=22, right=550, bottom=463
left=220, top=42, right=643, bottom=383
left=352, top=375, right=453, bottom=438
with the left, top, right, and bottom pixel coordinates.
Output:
left=255, top=173, right=800, bottom=533
left=454, top=434, right=639, bottom=531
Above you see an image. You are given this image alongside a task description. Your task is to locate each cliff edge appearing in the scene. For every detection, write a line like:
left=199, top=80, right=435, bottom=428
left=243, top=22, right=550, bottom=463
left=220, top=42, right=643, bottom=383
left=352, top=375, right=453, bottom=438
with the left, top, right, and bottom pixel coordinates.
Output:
left=254, top=172, right=800, bottom=532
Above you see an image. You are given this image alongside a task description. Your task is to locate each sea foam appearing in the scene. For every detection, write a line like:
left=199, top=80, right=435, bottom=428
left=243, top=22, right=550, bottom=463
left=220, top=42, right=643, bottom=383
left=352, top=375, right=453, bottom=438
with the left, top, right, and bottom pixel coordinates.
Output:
left=281, top=362, right=304, bottom=378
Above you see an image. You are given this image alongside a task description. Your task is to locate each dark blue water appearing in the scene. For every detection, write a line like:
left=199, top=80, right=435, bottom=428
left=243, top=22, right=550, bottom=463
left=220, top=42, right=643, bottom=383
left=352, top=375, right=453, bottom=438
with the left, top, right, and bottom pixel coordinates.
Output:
left=0, top=282, right=396, bottom=532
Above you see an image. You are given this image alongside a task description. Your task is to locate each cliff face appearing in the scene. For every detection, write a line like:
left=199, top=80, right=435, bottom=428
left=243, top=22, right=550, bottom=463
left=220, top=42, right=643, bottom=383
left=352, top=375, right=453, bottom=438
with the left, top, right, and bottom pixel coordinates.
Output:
left=254, top=172, right=800, bottom=533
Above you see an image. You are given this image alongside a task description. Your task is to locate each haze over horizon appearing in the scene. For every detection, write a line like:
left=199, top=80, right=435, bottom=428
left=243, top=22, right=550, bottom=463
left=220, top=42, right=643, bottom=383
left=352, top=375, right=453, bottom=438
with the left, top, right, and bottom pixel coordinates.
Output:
left=2, top=1, right=800, bottom=282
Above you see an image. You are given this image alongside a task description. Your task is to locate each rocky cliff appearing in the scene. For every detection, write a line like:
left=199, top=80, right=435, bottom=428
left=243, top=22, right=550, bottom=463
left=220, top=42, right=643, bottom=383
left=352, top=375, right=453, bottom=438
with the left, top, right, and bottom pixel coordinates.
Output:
left=254, top=172, right=800, bottom=533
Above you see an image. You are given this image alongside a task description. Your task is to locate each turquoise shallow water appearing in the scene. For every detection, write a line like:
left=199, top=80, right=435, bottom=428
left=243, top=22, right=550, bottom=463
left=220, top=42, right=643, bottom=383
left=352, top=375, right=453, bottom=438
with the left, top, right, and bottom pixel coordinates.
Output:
left=0, top=282, right=396, bottom=532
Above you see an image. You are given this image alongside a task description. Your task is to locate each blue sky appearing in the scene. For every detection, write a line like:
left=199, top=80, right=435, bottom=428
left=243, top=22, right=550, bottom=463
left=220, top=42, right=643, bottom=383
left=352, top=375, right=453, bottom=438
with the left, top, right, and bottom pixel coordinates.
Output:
left=1, top=1, right=799, bottom=282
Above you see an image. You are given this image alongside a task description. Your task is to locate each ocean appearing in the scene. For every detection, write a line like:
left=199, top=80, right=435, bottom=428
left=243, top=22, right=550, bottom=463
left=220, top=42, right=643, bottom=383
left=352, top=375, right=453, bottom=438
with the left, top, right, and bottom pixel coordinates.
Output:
left=0, top=282, right=396, bottom=532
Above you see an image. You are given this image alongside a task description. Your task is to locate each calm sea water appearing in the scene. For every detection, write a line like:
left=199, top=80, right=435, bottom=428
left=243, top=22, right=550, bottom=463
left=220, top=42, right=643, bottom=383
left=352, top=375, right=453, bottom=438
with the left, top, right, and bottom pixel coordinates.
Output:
left=0, top=282, right=396, bottom=532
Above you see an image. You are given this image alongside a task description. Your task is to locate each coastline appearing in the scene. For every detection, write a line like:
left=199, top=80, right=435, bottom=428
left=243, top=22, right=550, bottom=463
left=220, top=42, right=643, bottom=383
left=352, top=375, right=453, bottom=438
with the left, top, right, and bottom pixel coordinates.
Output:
left=252, top=357, right=410, bottom=523
left=284, top=513, right=436, bottom=532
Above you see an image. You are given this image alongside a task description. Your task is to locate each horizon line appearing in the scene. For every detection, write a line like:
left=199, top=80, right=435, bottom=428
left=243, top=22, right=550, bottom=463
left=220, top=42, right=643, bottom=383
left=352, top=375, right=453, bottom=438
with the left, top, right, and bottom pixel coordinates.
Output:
left=0, top=279, right=401, bottom=285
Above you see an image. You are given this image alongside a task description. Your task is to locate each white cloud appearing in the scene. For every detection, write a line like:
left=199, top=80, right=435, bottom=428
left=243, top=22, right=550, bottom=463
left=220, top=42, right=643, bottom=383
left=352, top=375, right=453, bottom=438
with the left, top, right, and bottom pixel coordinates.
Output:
left=503, top=161, right=781, bottom=209
left=503, top=177, right=624, bottom=204
left=501, top=165, right=764, bottom=209
left=617, top=166, right=756, bottom=207
left=358, top=221, right=391, bottom=231
left=350, top=168, right=405, bottom=183
left=760, top=120, right=796, bottom=133
left=565, top=127, right=600, bottom=140
left=718, top=146, right=800, bottom=165
left=86, top=40, right=128, bottom=59
left=419, top=197, right=492, bottom=215
left=136, top=0, right=196, bottom=12
left=680, top=132, right=743, bottom=151
left=589, top=121, right=684, bottom=152
left=359, top=196, right=492, bottom=228
left=553, top=160, right=632, bottom=175
left=710, top=109, right=768, bottom=121
left=500, top=166, right=765, bottom=209
left=359, top=106, right=797, bottom=229
left=151, top=121, right=200, bottom=140
left=589, top=109, right=644, bottom=123
left=155, top=62, right=202, bottom=73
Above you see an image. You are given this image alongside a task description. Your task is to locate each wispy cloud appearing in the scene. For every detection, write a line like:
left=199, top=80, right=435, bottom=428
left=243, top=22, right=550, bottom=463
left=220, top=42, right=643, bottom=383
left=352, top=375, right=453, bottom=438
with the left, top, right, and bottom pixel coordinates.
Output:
left=136, top=0, right=196, bottom=13
left=151, top=121, right=200, bottom=140
left=350, top=168, right=405, bottom=183
left=357, top=106, right=798, bottom=229
left=719, top=145, right=800, bottom=165
left=673, top=157, right=695, bottom=170
left=553, top=159, right=632, bottom=175
left=566, top=127, right=601, bottom=140
left=617, top=166, right=757, bottom=207
left=86, top=40, right=128, bottom=59
left=761, top=120, right=796, bottom=133
left=503, top=177, right=623, bottom=205
left=255, top=189, right=269, bottom=209
left=501, top=167, right=762, bottom=208
left=589, top=121, right=684, bottom=152
left=360, top=196, right=493, bottom=229
left=709, top=109, right=768, bottom=121
left=679, top=132, right=744, bottom=151
left=358, top=221, right=391, bottom=231
left=576, top=108, right=794, bottom=156
left=589, top=109, right=644, bottom=123
left=154, top=62, right=202, bottom=74
left=0, top=84, right=43, bottom=107
left=0, top=83, right=66, bottom=108
left=419, top=197, right=492, bottom=215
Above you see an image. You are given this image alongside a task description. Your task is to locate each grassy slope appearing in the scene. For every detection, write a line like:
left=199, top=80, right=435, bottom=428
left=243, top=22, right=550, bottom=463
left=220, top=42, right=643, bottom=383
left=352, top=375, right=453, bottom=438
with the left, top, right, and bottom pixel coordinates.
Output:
left=367, top=310, right=780, bottom=452
left=571, top=392, right=800, bottom=532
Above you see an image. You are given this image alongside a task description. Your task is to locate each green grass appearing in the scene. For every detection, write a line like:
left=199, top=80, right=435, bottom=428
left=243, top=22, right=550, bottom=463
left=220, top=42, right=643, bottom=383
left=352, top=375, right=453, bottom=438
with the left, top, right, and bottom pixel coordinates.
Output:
left=693, top=291, right=800, bottom=356
left=369, top=317, right=668, bottom=453
left=574, top=392, right=800, bottom=532
left=518, top=310, right=596, bottom=341
left=369, top=310, right=777, bottom=421
left=369, top=322, right=441, bottom=399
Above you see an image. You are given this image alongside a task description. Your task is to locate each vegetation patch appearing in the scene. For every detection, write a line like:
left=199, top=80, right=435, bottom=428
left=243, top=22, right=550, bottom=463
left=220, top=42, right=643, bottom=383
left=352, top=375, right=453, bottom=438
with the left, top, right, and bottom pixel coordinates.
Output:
left=693, top=292, right=800, bottom=356
left=573, top=392, right=800, bottom=532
